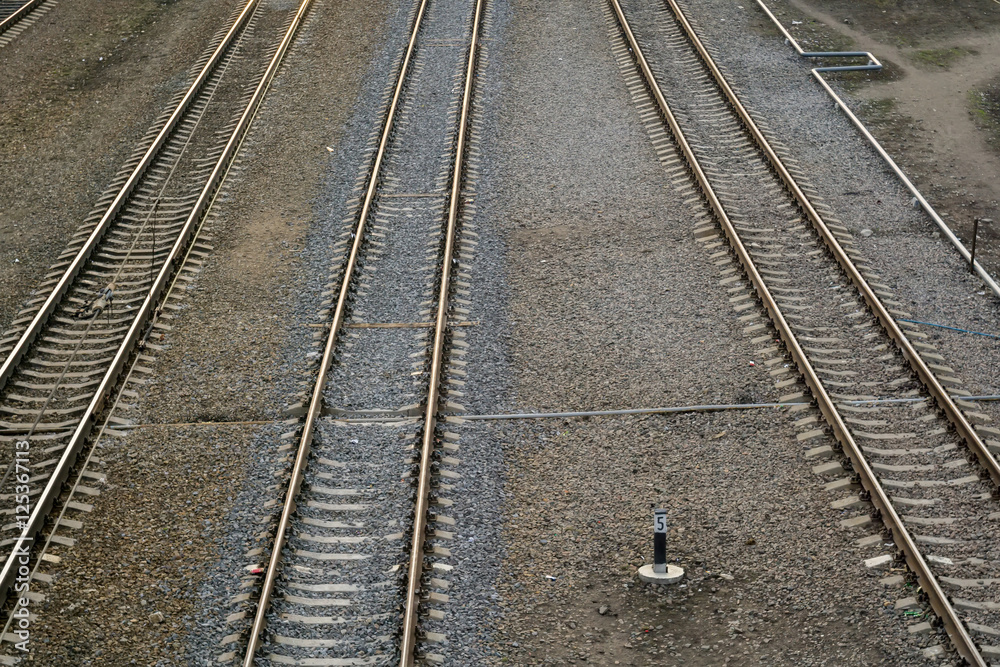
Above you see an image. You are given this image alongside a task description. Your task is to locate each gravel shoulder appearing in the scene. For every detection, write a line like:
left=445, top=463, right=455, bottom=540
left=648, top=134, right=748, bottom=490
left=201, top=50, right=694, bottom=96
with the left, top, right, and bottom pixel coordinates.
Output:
left=474, top=0, right=918, bottom=664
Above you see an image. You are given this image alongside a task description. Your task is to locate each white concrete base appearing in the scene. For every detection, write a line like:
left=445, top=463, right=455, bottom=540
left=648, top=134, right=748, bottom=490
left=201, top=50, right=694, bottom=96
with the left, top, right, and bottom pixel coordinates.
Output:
left=638, top=564, right=684, bottom=584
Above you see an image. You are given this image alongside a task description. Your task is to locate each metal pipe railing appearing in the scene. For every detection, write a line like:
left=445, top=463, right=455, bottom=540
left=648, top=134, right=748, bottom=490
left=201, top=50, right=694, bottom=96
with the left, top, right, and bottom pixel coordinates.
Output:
left=755, top=0, right=1000, bottom=298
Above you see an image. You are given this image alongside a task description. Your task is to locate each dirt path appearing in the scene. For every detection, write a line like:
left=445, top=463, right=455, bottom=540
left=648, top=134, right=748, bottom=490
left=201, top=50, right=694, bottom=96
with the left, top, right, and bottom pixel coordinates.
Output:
left=792, top=0, right=1000, bottom=215
left=770, top=0, right=1000, bottom=271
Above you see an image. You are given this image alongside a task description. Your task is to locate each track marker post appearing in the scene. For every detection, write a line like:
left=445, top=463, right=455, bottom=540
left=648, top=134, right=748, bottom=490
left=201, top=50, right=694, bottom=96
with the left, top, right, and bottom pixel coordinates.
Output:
left=637, top=509, right=684, bottom=584
left=971, top=218, right=991, bottom=274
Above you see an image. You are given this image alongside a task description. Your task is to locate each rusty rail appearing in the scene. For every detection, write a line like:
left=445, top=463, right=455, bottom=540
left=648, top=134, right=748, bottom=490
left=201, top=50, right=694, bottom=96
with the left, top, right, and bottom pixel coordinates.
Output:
left=609, top=0, right=986, bottom=663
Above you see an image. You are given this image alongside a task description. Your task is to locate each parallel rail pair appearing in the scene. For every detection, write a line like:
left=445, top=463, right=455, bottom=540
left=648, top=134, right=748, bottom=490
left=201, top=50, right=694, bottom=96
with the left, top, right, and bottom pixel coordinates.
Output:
left=0, top=0, right=314, bottom=633
left=609, top=0, right=1000, bottom=663
left=239, top=0, right=484, bottom=664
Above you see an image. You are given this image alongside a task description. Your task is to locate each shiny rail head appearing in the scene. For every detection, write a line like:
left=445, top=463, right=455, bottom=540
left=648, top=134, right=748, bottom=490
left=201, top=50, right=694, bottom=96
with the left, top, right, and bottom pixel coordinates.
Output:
left=0, top=0, right=284, bottom=623
left=399, top=0, right=486, bottom=663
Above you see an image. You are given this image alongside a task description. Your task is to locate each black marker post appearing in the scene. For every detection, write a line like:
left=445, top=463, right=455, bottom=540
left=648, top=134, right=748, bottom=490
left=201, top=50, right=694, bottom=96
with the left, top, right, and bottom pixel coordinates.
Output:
left=638, top=508, right=684, bottom=584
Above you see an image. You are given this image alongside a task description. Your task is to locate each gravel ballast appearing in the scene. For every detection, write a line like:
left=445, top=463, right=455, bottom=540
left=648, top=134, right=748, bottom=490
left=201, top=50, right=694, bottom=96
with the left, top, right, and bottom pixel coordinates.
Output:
left=5, top=0, right=1000, bottom=663
left=250, top=0, right=489, bottom=661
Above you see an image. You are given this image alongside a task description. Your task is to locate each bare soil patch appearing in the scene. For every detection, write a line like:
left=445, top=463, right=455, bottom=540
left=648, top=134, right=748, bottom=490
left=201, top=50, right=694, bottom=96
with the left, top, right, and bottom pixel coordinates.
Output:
left=493, top=415, right=912, bottom=666
left=971, top=75, right=1000, bottom=153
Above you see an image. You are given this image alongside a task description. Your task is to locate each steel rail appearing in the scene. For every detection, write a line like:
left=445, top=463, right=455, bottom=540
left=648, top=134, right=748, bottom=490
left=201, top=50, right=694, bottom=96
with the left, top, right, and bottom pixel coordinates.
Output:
left=0, top=0, right=44, bottom=38
left=0, top=0, right=262, bottom=394
left=400, top=0, right=483, bottom=661
left=0, top=10, right=248, bottom=455
left=608, top=0, right=985, bottom=663
left=661, top=0, right=1000, bottom=484
left=0, top=0, right=310, bottom=610
left=239, top=0, right=433, bottom=661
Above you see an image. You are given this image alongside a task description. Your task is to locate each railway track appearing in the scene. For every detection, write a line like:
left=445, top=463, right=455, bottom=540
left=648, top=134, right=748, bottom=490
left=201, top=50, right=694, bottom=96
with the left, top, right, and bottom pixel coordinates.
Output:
left=0, top=0, right=316, bottom=650
left=0, top=0, right=54, bottom=48
left=608, top=0, right=1000, bottom=663
left=234, top=0, right=485, bottom=664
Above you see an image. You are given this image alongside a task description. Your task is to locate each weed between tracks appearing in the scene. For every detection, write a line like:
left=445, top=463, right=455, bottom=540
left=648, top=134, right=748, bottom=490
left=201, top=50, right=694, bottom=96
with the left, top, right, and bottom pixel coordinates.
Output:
left=912, top=46, right=977, bottom=70
left=969, top=81, right=1000, bottom=154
